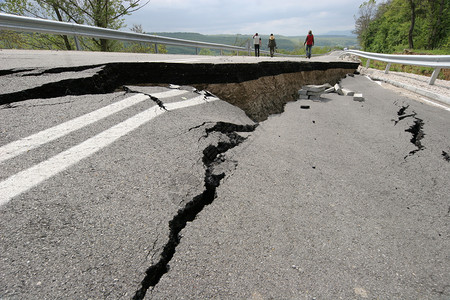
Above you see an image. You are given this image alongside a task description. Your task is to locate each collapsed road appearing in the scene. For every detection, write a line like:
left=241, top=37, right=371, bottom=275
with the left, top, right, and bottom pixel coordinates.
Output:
left=1, top=51, right=449, bottom=299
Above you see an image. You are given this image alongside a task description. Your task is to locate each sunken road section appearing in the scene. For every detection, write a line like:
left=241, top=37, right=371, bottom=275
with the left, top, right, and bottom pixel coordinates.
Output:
left=0, top=61, right=359, bottom=121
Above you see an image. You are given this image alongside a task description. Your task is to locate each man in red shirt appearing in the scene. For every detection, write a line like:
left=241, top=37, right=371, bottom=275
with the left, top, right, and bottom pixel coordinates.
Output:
left=304, top=30, right=314, bottom=59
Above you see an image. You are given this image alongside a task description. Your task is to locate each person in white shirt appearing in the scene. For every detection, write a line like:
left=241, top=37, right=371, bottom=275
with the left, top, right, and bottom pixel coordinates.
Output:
left=253, top=33, right=262, bottom=57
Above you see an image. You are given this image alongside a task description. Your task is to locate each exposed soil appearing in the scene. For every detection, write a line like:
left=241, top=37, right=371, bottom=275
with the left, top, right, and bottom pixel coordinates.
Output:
left=195, top=68, right=353, bottom=121
left=0, top=61, right=358, bottom=122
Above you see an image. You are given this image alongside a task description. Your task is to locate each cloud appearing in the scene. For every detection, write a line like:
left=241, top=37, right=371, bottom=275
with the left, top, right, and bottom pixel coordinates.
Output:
left=125, top=0, right=364, bottom=35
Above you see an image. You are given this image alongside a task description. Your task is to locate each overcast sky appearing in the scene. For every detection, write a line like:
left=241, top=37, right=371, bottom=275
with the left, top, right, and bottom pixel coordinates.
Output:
left=124, top=0, right=365, bottom=36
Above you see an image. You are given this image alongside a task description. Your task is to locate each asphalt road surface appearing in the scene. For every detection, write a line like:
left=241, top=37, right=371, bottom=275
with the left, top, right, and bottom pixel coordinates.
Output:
left=1, top=63, right=449, bottom=299
left=149, top=75, right=450, bottom=299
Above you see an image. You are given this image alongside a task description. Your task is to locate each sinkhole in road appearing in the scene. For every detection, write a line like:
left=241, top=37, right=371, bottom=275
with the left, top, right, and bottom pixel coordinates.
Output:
left=133, top=121, right=257, bottom=300
left=0, top=61, right=358, bottom=121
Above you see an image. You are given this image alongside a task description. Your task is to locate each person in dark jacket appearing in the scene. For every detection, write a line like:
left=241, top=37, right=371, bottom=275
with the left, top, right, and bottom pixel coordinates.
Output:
left=304, top=30, right=314, bottom=59
left=268, top=34, right=277, bottom=57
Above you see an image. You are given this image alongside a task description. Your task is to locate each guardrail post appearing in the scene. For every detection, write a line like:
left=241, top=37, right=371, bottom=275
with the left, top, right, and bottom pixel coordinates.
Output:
left=195, top=47, right=198, bottom=55
left=429, top=67, right=441, bottom=85
left=154, top=43, right=158, bottom=54
left=384, top=63, right=391, bottom=74
left=74, top=36, right=81, bottom=51
left=365, top=59, right=370, bottom=68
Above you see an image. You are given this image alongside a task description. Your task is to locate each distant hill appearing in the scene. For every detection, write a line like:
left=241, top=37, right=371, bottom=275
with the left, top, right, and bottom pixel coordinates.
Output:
left=323, top=30, right=356, bottom=36
left=148, top=32, right=359, bottom=54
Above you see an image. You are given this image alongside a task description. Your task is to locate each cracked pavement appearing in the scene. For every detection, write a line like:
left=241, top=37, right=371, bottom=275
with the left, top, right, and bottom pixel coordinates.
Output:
left=0, top=80, right=257, bottom=298
left=1, top=55, right=449, bottom=299
left=149, top=75, right=450, bottom=299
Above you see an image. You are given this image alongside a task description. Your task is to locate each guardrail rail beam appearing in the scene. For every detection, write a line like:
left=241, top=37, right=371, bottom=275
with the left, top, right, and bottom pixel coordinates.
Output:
left=345, top=49, right=450, bottom=85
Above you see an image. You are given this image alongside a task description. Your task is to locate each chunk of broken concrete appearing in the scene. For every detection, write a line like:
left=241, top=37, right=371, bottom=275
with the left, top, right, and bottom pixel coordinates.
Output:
left=301, top=83, right=332, bottom=93
left=324, top=87, right=335, bottom=93
left=342, top=88, right=355, bottom=96
left=353, top=93, right=364, bottom=101
left=298, top=89, right=308, bottom=95
left=306, top=90, right=323, bottom=96
left=334, top=83, right=344, bottom=95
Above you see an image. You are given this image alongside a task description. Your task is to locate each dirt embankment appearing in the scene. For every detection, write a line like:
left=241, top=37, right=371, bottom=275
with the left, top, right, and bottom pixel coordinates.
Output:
left=196, top=68, right=354, bottom=122
left=0, top=61, right=358, bottom=121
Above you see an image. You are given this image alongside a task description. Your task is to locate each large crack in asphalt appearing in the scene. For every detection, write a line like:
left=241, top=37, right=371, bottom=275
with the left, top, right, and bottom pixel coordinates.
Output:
left=0, top=61, right=358, bottom=106
left=123, top=86, right=167, bottom=110
left=394, top=105, right=426, bottom=158
left=133, top=122, right=258, bottom=300
left=404, top=117, right=425, bottom=157
left=442, top=151, right=450, bottom=162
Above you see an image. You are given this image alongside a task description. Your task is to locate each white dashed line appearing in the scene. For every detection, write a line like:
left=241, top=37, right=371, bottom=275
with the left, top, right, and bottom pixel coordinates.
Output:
left=0, top=89, right=188, bottom=164
left=0, top=94, right=217, bottom=206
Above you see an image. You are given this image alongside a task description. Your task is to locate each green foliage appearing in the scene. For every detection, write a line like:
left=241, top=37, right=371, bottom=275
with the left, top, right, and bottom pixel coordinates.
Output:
left=0, top=0, right=149, bottom=51
left=356, top=0, right=450, bottom=53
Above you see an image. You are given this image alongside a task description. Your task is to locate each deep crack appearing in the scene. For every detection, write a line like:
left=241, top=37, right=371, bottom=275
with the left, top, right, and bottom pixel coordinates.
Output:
left=404, top=117, right=425, bottom=158
left=394, top=105, right=415, bottom=125
left=442, top=151, right=450, bottom=162
left=397, top=105, right=409, bottom=116
left=0, top=61, right=358, bottom=107
left=394, top=105, right=426, bottom=158
left=123, top=86, right=167, bottom=110
left=133, top=121, right=257, bottom=300
left=21, top=65, right=105, bottom=77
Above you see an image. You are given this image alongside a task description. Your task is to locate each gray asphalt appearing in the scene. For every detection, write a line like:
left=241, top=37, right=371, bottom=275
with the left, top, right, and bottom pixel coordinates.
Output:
left=0, top=49, right=340, bottom=70
left=0, top=53, right=449, bottom=299
left=0, top=87, right=255, bottom=298
left=149, top=75, right=450, bottom=299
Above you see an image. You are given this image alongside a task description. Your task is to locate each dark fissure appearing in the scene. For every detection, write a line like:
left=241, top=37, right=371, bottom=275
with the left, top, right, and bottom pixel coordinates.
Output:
left=133, top=122, right=257, bottom=300
left=395, top=105, right=426, bottom=158
left=0, top=61, right=358, bottom=106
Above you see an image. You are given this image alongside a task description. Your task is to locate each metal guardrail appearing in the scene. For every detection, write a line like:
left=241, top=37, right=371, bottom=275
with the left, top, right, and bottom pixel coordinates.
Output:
left=0, top=13, right=248, bottom=55
left=0, top=12, right=299, bottom=57
left=344, top=49, right=450, bottom=85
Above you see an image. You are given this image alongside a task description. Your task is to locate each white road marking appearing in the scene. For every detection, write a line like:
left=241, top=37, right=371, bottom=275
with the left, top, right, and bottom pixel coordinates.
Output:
left=165, top=95, right=211, bottom=110
left=364, top=75, right=382, bottom=86
left=0, top=89, right=188, bottom=164
left=420, top=97, right=450, bottom=112
left=0, top=95, right=217, bottom=206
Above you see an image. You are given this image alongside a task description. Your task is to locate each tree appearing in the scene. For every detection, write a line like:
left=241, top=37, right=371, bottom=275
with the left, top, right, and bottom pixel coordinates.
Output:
left=407, top=0, right=418, bottom=49
left=125, top=24, right=167, bottom=54
left=426, top=0, right=450, bottom=49
left=354, top=0, right=449, bottom=52
left=353, top=0, right=378, bottom=47
left=0, top=0, right=150, bottom=51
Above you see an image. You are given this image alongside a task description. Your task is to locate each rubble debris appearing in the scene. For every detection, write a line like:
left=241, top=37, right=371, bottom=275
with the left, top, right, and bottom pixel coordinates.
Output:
left=341, top=88, right=355, bottom=96
left=324, top=87, right=335, bottom=93
left=353, top=93, right=364, bottom=102
left=334, top=83, right=344, bottom=95
left=298, top=82, right=362, bottom=101
left=301, top=84, right=332, bottom=93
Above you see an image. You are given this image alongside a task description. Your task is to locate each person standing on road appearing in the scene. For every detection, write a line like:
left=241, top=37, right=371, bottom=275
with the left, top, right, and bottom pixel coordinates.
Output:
left=268, top=34, right=277, bottom=57
left=253, top=33, right=262, bottom=57
left=304, top=30, right=314, bottom=59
